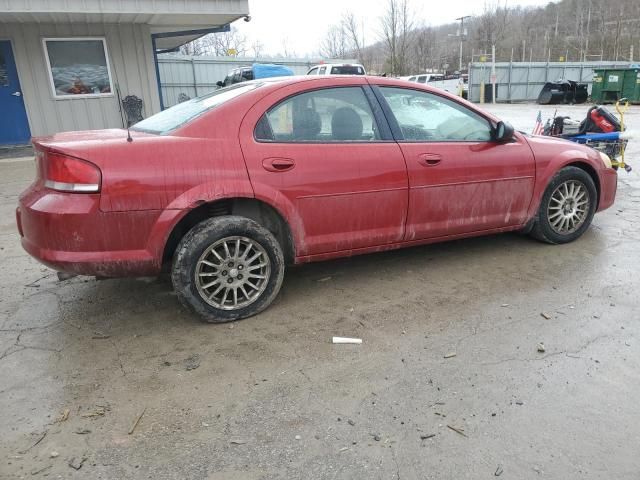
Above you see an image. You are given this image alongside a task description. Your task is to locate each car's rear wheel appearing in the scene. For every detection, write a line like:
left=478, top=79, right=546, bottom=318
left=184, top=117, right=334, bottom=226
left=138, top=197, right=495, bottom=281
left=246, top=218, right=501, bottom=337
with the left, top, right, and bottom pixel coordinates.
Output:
left=530, top=166, right=597, bottom=244
left=171, top=216, right=285, bottom=323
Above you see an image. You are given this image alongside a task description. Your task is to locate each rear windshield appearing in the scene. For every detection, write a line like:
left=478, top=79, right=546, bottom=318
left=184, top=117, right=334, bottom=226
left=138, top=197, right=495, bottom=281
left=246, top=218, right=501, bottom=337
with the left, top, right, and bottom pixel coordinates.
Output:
left=132, top=82, right=261, bottom=134
left=330, top=65, right=365, bottom=75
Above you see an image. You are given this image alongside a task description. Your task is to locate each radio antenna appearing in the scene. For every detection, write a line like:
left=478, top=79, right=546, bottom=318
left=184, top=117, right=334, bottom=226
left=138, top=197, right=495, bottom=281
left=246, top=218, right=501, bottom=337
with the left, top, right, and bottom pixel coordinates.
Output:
left=115, top=84, right=133, bottom=142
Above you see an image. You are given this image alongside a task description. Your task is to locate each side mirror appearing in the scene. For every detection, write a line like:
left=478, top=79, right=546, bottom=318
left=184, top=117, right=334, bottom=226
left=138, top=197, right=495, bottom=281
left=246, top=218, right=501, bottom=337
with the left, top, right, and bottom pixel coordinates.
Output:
left=494, top=121, right=514, bottom=142
left=216, top=81, right=224, bottom=87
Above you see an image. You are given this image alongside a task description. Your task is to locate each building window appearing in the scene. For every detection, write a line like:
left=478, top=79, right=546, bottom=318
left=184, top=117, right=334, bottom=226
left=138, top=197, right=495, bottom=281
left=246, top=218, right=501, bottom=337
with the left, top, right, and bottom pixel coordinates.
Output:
left=0, top=49, right=8, bottom=87
left=43, top=38, right=113, bottom=98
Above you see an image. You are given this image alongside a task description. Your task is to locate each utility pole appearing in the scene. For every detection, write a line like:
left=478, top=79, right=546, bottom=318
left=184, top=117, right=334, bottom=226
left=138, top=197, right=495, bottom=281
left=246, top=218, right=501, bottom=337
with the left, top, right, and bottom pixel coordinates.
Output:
left=491, top=44, right=496, bottom=104
left=456, top=15, right=471, bottom=72
left=584, top=1, right=591, bottom=62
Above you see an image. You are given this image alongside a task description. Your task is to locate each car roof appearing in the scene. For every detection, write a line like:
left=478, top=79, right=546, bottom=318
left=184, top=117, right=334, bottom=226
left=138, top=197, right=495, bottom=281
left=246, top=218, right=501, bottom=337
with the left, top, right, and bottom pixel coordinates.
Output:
left=234, top=75, right=477, bottom=104
left=308, top=63, right=365, bottom=68
left=235, top=75, right=447, bottom=89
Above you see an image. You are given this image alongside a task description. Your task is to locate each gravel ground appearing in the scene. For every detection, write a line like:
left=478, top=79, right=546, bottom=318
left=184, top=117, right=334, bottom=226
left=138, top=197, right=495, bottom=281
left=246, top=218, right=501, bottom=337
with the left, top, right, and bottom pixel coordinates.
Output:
left=1, top=103, right=639, bottom=479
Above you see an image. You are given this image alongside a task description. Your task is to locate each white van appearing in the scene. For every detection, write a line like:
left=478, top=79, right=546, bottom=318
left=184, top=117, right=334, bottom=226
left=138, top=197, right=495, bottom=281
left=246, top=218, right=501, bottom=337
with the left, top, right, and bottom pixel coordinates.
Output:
left=405, top=73, right=463, bottom=95
left=307, top=63, right=366, bottom=75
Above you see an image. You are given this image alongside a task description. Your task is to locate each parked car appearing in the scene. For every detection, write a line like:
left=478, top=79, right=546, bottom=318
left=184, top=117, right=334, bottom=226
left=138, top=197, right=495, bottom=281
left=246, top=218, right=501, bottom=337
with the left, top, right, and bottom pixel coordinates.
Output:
left=405, top=73, right=463, bottom=95
left=217, top=63, right=294, bottom=87
left=17, top=76, right=618, bottom=322
left=306, top=63, right=366, bottom=75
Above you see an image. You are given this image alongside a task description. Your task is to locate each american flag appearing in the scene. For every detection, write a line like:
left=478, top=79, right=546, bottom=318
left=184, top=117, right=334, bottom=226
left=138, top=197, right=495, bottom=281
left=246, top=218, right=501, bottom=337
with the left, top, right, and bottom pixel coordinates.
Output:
left=532, top=110, right=544, bottom=135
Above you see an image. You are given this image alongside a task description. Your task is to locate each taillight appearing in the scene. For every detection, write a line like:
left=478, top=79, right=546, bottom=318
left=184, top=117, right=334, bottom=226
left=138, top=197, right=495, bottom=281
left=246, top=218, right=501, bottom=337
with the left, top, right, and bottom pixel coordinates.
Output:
left=43, top=152, right=101, bottom=193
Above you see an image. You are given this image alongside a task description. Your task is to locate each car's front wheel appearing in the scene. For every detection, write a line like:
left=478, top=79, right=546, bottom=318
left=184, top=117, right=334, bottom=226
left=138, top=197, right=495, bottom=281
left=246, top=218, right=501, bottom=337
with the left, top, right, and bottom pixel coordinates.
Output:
left=530, top=166, right=597, bottom=244
left=171, top=216, right=285, bottom=322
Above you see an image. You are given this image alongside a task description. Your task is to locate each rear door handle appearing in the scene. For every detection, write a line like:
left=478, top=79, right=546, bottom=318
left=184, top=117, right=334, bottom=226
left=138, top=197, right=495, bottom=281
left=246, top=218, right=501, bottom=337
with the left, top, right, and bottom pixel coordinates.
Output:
left=418, top=153, right=442, bottom=167
left=262, top=157, right=295, bottom=172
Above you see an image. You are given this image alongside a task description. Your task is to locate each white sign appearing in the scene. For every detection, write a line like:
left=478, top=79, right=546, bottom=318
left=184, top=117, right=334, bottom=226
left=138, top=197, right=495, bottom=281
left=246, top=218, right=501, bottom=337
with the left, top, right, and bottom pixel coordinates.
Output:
left=608, top=75, right=619, bottom=83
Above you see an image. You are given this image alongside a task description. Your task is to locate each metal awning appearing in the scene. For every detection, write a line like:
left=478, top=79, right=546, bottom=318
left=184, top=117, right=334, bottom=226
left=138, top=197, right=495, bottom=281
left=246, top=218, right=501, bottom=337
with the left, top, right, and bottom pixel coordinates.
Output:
left=0, top=0, right=249, bottom=50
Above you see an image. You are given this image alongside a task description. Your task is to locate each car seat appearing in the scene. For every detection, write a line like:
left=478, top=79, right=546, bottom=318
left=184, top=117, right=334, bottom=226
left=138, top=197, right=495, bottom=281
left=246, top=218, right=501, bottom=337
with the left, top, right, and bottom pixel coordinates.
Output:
left=331, top=107, right=363, bottom=141
left=293, top=108, right=322, bottom=140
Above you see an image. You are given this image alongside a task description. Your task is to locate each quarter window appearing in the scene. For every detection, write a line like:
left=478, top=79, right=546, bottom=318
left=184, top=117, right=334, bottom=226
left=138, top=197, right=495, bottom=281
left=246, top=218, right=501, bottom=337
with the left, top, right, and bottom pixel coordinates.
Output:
left=380, top=87, right=492, bottom=142
left=43, top=38, right=113, bottom=98
left=256, top=87, right=380, bottom=142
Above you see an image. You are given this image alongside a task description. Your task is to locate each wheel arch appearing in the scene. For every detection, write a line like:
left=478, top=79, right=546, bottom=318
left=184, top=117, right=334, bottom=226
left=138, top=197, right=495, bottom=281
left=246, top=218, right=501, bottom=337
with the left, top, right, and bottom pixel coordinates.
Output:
left=162, top=197, right=296, bottom=267
left=564, top=160, right=601, bottom=203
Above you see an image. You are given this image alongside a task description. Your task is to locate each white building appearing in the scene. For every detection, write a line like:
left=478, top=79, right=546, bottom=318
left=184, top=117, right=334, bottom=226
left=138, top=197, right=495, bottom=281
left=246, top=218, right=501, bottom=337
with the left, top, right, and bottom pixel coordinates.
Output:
left=0, top=0, right=249, bottom=146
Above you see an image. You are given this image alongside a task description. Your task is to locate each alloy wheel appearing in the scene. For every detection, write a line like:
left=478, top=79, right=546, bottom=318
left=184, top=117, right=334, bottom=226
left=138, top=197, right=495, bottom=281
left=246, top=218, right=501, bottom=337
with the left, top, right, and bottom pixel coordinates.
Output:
left=547, top=180, right=590, bottom=235
left=195, top=236, right=271, bottom=310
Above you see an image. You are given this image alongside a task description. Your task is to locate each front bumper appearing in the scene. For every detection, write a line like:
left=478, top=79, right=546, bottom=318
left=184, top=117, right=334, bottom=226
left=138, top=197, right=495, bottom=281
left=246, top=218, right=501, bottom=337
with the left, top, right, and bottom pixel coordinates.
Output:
left=17, top=187, right=162, bottom=277
left=597, top=167, right=618, bottom=212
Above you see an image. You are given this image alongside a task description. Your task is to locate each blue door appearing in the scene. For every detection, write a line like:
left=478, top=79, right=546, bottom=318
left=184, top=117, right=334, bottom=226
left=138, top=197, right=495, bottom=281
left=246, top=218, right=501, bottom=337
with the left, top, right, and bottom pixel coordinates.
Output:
left=0, top=41, right=31, bottom=145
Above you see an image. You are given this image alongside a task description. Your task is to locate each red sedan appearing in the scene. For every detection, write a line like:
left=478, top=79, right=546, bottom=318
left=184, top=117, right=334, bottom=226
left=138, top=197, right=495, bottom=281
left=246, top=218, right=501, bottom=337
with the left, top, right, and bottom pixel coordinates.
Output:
left=17, top=76, right=618, bottom=322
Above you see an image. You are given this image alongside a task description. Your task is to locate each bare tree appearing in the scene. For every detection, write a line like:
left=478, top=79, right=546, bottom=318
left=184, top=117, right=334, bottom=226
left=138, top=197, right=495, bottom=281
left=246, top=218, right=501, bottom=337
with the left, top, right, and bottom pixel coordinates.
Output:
left=179, top=27, right=247, bottom=56
left=250, top=40, right=265, bottom=59
left=179, top=39, right=207, bottom=56
left=380, top=0, right=413, bottom=75
left=410, top=25, right=436, bottom=72
left=342, top=12, right=365, bottom=59
left=320, top=24, right=350, bottom=58
left=280, top=37, right=297, bottom=58
left=210, top=28, right=248, bottom=56
left=474, top=1, right=509, bottom=54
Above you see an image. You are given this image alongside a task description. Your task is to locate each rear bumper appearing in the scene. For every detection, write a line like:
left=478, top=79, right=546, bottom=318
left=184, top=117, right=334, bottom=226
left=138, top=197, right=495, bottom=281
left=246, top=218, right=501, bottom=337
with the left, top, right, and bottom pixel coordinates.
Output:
left=17, top=187, right=163, bottom=277
left=597, top=167, right=618, bottom=212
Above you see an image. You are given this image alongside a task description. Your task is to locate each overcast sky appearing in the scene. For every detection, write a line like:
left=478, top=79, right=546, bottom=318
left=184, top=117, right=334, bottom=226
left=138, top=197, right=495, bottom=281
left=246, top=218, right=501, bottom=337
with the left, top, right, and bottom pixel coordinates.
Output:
left=235, top=0, right=548, bottom=57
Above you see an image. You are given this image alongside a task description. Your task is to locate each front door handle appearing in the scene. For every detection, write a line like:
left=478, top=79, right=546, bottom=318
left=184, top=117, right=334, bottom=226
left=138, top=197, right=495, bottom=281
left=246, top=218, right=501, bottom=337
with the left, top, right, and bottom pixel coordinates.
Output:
left=418, top=153, right=442, bottom=167
left=11, top=91, right=22, bottom=97
left=262, top=157, right=295, bottom=172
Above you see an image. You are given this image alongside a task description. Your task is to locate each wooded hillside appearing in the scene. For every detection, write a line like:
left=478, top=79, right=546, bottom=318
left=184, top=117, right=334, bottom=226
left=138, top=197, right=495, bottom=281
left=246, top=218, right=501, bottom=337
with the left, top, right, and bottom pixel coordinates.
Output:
left=323, top=0, right=640, bottom=75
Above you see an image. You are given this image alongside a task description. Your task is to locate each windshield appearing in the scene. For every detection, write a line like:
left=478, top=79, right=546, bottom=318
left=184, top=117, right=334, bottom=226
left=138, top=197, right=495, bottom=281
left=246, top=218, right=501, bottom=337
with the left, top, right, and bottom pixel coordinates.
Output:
left=132, top=82, right=262, bottom=134
left=330, top=65, right=365, bottom=75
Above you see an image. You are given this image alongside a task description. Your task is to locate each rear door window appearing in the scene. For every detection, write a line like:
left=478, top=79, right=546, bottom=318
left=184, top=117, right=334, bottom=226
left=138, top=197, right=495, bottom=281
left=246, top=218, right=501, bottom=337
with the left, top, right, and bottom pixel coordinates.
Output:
left=255, top=87, right=380, bottom=142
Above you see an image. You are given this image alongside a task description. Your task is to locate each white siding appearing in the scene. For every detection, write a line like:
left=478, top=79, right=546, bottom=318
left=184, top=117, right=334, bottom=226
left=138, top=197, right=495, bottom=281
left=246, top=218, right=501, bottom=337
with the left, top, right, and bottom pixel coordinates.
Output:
left=0, top=22, right=161, bottom=136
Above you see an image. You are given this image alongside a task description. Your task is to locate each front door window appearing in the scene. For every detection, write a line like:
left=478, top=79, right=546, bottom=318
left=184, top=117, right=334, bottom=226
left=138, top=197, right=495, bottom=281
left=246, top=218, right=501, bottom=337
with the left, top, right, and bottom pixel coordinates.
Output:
left=379, top=87, right=492, bottom=142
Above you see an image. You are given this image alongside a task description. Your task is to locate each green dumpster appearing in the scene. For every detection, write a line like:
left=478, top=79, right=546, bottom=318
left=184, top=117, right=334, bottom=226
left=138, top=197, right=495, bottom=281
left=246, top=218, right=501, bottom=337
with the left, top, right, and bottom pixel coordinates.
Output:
left=591, top=70, right=604, bottom=101
left=622, top=69, right=640, bottom=102
left=591, top=68, right=640, bottom=103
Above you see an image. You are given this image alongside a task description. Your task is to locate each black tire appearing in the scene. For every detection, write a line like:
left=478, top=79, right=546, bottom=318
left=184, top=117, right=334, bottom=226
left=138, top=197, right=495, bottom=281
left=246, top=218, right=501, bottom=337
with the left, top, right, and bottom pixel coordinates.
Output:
left=530, top=166, right=597, bottom=244
left=171, top=216, right=285, bottom=323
